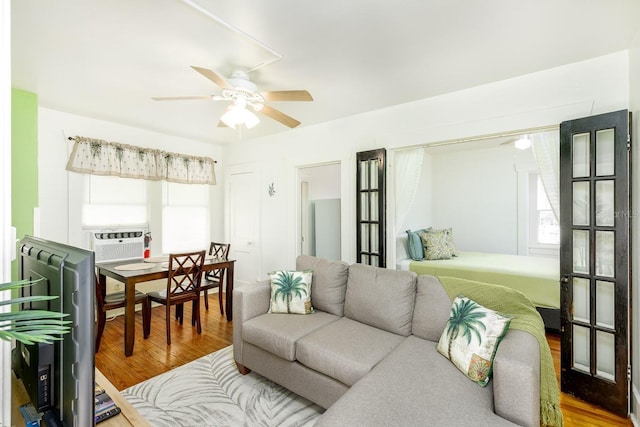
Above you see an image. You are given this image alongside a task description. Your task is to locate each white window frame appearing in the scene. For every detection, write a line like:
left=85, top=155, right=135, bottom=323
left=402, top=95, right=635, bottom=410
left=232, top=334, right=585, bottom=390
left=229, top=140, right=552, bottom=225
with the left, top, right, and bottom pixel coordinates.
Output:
left=528, top=172, right=559, bottom=257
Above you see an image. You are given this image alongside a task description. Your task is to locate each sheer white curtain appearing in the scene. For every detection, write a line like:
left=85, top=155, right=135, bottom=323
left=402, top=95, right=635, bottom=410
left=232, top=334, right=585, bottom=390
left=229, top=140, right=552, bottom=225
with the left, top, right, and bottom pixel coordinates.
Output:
left=394, top=147, right=425, bottom=231
left=531, top=130, right=560, bottom=221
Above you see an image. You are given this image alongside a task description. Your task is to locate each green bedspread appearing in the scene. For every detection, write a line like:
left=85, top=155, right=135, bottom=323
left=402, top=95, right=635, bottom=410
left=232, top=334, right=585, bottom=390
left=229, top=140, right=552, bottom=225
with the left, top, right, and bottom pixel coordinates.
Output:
left=410, top=252, right=560, bottom=309
left=439, top=275, right=564, bottom=427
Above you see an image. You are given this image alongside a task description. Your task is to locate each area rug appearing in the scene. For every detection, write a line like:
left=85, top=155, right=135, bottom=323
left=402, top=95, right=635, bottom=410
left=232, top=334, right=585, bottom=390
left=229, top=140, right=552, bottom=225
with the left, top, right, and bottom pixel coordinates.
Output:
left=122, top=346, right=324, bottom=426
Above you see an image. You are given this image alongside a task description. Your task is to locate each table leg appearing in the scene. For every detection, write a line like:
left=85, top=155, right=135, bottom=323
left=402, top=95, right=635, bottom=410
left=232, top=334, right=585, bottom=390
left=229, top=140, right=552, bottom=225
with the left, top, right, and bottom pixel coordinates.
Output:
left=124, top=281, right=135, bottom=356
left=225, top=263, right=234, bottom=321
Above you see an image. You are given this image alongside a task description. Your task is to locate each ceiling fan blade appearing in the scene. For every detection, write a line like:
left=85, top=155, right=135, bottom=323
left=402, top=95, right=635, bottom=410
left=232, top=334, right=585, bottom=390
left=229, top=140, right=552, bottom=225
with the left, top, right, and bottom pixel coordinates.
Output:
left=260, top=105, right=301, bottom=128
left=152, top=96, right=211, bottom=101
left=191, top=66, right=230, bottom=89
left=262, top=90, right=313, bottom=102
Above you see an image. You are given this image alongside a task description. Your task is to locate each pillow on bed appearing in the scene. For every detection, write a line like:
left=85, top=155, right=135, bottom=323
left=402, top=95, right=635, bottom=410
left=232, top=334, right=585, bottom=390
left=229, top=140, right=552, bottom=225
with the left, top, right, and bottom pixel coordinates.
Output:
left=418, top=228, right=459, bottom=260
left=406, top=228, right=431, bottom=260
left=436, top=295, right=512, bottom=386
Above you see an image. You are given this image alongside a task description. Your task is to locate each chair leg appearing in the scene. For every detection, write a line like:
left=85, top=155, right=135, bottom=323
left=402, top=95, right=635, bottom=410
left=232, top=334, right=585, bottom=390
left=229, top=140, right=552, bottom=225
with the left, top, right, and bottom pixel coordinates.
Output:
left=95, top=312, right=107, bottom=353
left=194, top=299, right=202, bottom=334
left=142, top=300, right=151, bottom=339
left=218, top=287, right=224, bottom=316
left=177, top=304, right=184, bottom=325
left=165, top=304, right=172, bottom=345
left=191, top=299, right=197, bottom=326
left=203, top=289, right=209, bottom=310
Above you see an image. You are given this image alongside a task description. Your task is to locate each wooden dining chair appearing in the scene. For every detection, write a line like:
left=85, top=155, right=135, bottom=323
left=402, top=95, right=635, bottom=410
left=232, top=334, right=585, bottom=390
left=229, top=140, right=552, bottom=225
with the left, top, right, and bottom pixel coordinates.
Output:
left=95, top=275, right=150, bottom=353
left=146, top=250, right=206, bottom=345
left=201, top=242, right=231, bottom=315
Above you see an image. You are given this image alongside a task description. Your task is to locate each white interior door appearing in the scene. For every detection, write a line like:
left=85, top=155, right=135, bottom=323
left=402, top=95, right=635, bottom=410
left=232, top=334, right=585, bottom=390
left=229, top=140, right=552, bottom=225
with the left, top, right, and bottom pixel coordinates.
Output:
left=227, top=170, right=260, bottom=285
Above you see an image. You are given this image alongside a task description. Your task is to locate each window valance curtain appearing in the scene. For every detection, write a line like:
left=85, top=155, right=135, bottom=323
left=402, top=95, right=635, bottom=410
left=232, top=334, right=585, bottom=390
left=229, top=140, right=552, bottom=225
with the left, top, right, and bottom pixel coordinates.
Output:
left=66, top=136, right=216, bottom=185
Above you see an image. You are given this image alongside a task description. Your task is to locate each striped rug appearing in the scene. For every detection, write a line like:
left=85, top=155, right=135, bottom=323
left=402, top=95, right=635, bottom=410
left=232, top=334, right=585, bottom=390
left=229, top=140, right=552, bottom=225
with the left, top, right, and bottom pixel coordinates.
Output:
left=122, top=346, right=324, bottom=426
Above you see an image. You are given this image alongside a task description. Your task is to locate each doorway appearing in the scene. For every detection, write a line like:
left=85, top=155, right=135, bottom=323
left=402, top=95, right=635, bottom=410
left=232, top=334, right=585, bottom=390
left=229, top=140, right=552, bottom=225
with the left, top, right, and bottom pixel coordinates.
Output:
left=297, top=162, right=341, bottom=260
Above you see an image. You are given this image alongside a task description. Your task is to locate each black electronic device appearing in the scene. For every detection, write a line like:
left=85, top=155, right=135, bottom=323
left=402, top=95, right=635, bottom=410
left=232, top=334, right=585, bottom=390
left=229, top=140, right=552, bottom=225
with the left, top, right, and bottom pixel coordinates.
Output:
left=12, top=236, right=95, bottom=426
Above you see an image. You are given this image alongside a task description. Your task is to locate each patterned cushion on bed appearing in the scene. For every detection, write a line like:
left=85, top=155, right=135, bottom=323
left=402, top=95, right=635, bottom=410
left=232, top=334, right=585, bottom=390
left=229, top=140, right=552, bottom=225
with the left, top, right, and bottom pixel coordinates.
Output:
left=418, top=228, right=459, bottom=260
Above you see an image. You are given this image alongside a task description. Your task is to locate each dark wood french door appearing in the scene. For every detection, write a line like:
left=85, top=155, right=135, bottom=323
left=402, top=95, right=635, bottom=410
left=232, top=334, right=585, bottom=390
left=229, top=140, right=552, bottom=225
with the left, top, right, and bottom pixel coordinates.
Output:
left=356, top=148, right=386, bottom=267
left=559, top=109, right=631, bottom=416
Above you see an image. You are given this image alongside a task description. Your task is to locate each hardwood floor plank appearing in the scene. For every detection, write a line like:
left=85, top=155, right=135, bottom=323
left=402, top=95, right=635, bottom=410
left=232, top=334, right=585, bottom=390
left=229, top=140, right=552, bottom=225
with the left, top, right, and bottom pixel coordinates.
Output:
left=95, top=296, right=632, bottom=426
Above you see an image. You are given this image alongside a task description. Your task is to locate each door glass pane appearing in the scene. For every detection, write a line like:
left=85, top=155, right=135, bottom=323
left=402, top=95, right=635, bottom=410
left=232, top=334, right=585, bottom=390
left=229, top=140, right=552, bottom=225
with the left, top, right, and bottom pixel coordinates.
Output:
left=370, top=192, right=379, bottom=221
left=573, top=324, right=591, bottom=373
left=359, top=161, right=369, bottom=189
left=573, top=277, right=590, bottom=322
left=369, top=160, right=379, bottom=190
left=595, top=231, right=615, bottom=278
left=360, top=193, right=369, bottom=220
left=370, top=223, right=379, bottom=252
left=370, top=255, right=379, bottom=267
left=573, top=133, right=590, bottom=178
left=596, top=331, right=615, bottom=381
left=573, top=230, right=589, bottom=274
left=573, top=182, right=590, bottom=226
left=596, top=129, right=615, bottom=176
left=361, top=224, right=369, bottom=251
left=596, top=280, right=615, bottom=329
left=595, top=180, right=615, bottom=227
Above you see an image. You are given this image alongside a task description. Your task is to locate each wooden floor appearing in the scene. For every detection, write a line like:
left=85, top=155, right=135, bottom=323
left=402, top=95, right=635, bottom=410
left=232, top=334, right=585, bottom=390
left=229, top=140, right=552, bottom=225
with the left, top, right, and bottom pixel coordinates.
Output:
left=96, top=295, right=632, bottom=426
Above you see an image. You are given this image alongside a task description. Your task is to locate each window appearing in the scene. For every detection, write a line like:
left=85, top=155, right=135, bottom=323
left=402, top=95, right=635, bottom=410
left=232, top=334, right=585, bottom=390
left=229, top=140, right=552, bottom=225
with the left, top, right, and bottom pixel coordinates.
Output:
left=529, top=173, right=559, bottom=246
left=82, top=175, right=147, bottom=226
left=162, top=182, right=210, bottom=253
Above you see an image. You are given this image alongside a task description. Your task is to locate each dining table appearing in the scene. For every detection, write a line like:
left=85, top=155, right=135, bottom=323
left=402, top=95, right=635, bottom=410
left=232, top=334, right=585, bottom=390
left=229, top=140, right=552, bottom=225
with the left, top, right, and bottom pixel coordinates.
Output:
left=96, top=256, right=235, bottom=356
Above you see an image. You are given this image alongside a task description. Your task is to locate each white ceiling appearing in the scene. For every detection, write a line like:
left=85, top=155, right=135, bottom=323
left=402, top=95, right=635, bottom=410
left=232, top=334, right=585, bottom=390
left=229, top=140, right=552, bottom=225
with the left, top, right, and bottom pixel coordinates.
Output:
left=11, top=0, right=640, bottom=145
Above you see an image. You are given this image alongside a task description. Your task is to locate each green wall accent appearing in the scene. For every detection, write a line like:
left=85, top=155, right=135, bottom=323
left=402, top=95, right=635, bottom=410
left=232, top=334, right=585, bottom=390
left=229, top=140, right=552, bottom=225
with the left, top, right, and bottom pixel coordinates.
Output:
left=11, top=88, right=38, bottom=281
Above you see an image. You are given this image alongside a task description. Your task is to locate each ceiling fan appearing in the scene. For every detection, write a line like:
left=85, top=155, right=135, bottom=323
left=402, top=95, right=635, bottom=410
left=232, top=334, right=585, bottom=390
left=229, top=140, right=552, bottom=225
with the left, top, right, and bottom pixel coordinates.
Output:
left=152, top=66, right=313, bottom=129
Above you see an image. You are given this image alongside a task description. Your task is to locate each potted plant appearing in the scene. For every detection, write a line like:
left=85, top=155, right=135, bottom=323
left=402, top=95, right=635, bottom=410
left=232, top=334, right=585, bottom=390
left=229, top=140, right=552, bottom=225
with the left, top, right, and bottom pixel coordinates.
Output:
left=0, top=278, right=70, bottom=344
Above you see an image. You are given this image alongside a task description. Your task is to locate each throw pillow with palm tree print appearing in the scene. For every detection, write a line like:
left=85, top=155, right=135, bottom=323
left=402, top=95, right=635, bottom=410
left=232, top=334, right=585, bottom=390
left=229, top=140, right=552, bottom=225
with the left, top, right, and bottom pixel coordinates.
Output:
left=436, top=295, right=512, bottom=386
left=268, top=270, right=314, bottom=314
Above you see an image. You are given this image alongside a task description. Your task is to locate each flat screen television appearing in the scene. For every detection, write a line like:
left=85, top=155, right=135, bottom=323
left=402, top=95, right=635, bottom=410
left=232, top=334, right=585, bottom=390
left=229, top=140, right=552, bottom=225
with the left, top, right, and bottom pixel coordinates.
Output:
left=13, top=235, right=95, bottom=426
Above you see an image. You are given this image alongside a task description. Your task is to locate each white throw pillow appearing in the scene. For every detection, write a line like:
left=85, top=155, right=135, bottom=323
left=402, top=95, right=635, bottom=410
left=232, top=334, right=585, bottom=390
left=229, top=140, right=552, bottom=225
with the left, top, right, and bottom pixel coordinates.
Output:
left=268, top=270, right=314, bottom=314
left=436, top=295, right=512, bottom=386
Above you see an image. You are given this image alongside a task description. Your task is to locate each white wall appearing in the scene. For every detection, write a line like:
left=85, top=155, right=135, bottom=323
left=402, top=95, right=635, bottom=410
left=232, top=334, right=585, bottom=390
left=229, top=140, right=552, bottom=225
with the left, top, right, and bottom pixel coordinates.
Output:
left=430, top=144, right=535, bottom=254
left=224, top=51, right=630, bottom=276
left=37, top=108, right=225, bottom=253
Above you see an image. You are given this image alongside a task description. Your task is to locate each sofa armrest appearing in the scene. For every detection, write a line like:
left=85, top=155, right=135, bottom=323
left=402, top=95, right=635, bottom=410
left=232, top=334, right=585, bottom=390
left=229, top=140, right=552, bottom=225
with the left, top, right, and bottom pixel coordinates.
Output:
left=232, top=280, right=271, bottom=365
left=492, top=329, right=540, bottom=427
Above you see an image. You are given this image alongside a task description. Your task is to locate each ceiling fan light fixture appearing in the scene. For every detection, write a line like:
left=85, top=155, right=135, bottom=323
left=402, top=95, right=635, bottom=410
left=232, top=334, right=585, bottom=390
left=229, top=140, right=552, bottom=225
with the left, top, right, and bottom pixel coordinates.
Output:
left=220, top=101, right=260, bottom=129
left=514, top=135, right=531, bottom=150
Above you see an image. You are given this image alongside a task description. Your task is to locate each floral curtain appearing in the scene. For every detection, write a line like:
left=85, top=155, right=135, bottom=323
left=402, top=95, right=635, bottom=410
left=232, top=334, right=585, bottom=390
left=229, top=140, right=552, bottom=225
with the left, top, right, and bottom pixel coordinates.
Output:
left=66, top=136, right=216, bottom=185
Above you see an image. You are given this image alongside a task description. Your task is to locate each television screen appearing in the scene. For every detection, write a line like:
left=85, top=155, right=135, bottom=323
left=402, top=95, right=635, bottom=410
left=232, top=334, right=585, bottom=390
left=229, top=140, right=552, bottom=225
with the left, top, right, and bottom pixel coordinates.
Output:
left=13, top=236, right=95, bottom=426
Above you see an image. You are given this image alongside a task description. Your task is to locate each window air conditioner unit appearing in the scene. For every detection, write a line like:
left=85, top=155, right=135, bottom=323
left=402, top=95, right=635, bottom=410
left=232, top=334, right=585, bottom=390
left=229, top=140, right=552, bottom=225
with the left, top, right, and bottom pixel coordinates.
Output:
left=92, top=229, right=145, bottom=262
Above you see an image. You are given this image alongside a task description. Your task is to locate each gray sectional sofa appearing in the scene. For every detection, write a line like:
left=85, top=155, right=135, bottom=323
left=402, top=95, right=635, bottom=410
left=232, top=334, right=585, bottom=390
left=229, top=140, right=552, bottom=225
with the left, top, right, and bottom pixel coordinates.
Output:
left=233, top=255, right=540, bottom=426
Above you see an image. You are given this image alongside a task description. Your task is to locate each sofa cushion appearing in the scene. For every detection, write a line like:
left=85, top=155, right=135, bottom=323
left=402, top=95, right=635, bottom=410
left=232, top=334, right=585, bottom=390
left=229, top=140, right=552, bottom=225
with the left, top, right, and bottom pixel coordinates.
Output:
left=296, top=255, right=349, bottom=317
left=437, top=296, right=513, bottom=386
left=315, top=336, right=517, bottom=427
left=296, top=317, right=405, bottom=386
left=243, top=311, right=340, bottom=361
left=344, top=263, right=416, bottom=336
left=268, top=270, right=314, bottom=314
left=412, top=275, right=452, bottom=341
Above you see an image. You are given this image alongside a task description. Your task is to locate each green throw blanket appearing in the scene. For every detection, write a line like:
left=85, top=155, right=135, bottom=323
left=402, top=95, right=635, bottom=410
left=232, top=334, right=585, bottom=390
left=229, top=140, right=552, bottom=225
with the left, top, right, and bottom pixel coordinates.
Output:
left=438, top=276, right=564, bottom=427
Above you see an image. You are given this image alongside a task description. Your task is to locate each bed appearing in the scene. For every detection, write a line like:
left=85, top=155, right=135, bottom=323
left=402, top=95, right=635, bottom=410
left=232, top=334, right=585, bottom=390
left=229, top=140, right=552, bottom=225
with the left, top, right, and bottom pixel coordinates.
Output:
left=405, top=251, right=560, bottom=330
